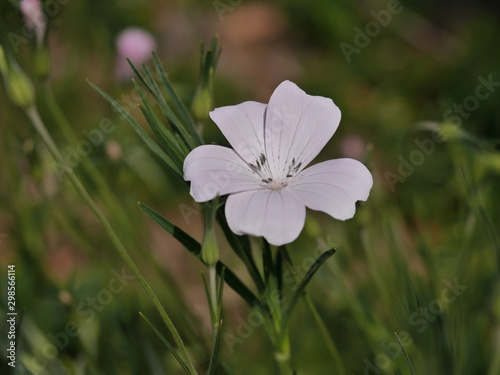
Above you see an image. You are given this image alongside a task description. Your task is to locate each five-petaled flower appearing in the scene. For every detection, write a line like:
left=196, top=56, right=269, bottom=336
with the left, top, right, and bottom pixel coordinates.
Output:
left=184, top=81, right=373, bottom=246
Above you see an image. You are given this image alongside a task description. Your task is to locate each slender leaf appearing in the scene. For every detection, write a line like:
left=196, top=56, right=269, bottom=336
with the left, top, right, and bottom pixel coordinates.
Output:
left=141, top=64, right=196, bottom=149
left=395, top=332, right=414, bottom=375
left=88, top=81, right=182, bottom=176
left=206, top=319, right=223, bottom=375
left=133, top=81, right=187, bottom=164
left=262, top=239, right=273, bottom=283
left=201, top=272, right=215, bottom=325
left=151, top=51, right=201, bottom=144
left=206, top=268, right=225, bottom=375
left=139, top=203, right=260, bottom=308
left=139, top=312, right=193, bottom=375
left=278, top=249, right=336, bottom=344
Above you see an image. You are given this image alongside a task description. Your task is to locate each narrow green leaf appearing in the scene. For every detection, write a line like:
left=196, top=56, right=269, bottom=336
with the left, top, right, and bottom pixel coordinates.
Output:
left=133, top=81, right=187, bottom=163
left=151, top=51, right=201, bottom=144
left=137, top=104, right=184, bottom=165
left=395, top=332, right=414, bottom=375
left=141, top=64, right=196, bottom=149
left=206, top=268, right=225, bottom=375
left=201, top=272, right=215, bottom=325
left=88, top=81, right=182, bottom=176
left=216, top=267, right=226, bottom=316
left=278, top=249, right=336, bottom=344
left=206, top=319, right=223, bottom=375
left=139, top=202, right=201, bottom=254
left=139, top=312, right=193, bottom=375
left=139, top=203, right=260, bottom=308
left=262, top=239, right=273, bottom=283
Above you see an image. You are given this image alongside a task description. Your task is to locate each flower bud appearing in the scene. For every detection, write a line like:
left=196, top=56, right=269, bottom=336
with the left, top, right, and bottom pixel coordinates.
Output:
left=5, top=67, right=35, bottom=109
left=192, top=37, right=219, bottom=122
left=191, top=77, right=214, bottom=122
left=201, top=201, right=220, bottom=266
left=0, top=45, right=7, bottom=74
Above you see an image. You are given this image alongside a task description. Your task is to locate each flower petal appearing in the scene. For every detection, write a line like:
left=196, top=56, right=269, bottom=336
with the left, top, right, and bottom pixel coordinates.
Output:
left=264, top=81, right=341, bottom=179
left=184, top=145, right=261, bottom=202
left=225, top=189, right=306, bottom=246
left=209, top=101, right=267, bottom=166
left=289, top=158, right=373, bottom=220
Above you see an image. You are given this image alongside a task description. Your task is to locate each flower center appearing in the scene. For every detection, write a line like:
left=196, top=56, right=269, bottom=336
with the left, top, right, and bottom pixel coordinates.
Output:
left=247, top=153, right=302, bottom=191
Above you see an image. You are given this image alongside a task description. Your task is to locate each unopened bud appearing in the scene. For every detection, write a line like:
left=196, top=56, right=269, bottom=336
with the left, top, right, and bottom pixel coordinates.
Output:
left=201, top=201, right=219, bottom=266
left=6, top=68, right=35, bottom=108
left=192, top=80, right=213, bottom=122
left=0, top=45, right=7, bottom=74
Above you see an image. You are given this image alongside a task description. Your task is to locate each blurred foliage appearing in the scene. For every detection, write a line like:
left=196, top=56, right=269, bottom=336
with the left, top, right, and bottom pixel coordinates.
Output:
left=1, top=0, right=499, bottom=374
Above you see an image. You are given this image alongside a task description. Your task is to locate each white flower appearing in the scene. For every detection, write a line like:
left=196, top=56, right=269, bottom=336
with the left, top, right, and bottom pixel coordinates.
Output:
left=184, top=81, right=373, bottom=246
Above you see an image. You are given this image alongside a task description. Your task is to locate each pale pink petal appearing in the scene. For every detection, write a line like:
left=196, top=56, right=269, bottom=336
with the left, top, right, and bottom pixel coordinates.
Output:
left=225, top=189, right=306, bottom=246
left=264, top=81, right=341, bottom=179
left=289, top=158, right=372, bottom=220
left=184, top=145, right=261, bottom=202
left=209, top=101, right=267, bottom=165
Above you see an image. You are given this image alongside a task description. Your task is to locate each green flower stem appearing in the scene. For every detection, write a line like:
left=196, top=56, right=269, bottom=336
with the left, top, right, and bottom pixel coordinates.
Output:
left=41, top=83, right=138, bottom=245
left=274, top=332, right=292, bottom=375
left=25, top=105, right=198, bottom=375
left=208, top=264, right=218, bottom=327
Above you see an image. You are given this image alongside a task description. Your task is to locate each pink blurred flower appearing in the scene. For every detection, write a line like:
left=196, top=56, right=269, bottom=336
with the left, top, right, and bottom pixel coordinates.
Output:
left=339, top=134, right=366, bottom=160
left=115, top=27, right=157, bottom=81
left=184, top=81, right=373, bottom=246
left=20, top=0, right=46, bottom=44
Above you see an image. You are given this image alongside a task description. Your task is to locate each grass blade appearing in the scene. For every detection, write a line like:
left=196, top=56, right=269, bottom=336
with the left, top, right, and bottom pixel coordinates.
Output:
left=139, top=312, right=193, bottom=375
left=278, top=249, right=336, bottom=345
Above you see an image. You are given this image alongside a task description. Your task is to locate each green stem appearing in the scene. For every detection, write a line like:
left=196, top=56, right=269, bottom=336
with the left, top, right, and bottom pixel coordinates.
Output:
left=208, top=265, right=218, bottom=327
left=25, top=106, right=198, bottom=375
left=274, top=333, right=292, bottom=375
left=42, top=83, right=138, bottom=243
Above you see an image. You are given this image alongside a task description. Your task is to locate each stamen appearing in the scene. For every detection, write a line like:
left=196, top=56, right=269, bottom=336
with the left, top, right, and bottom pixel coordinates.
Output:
left=248, top=163, right=259, bottom=173
left=293, top=162, right=302, bottom=172
left=260, top=153, right=266, bottom=165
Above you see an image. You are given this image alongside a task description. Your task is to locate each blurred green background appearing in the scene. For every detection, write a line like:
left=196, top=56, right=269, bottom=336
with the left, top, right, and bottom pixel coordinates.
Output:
left=1, top=0, right=499, bottom=374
